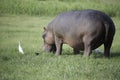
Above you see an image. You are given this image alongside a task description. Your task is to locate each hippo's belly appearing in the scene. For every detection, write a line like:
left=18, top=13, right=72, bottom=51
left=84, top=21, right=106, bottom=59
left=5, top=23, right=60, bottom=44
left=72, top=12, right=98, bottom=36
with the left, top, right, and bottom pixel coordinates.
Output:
left=64, top=35, right=104, bottom=50
left=64, top=37, right=84, bottom=50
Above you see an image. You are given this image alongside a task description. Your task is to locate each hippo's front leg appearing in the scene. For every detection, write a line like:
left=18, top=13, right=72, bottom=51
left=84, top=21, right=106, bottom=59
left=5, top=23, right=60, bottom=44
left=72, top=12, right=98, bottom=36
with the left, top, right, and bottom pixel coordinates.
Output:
left=55, top=36, right=63, bottom=55
left=83, top=43, right=92, bottom=57
left=83, top=36, right=92, bottom=57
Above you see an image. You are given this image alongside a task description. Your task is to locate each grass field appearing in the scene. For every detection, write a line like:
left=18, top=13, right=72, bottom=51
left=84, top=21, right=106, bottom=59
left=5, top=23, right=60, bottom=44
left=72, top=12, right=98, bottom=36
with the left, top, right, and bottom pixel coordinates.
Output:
left=0, top=0, right=120, bottom=80
left=0, top=0, right=120, bottom=16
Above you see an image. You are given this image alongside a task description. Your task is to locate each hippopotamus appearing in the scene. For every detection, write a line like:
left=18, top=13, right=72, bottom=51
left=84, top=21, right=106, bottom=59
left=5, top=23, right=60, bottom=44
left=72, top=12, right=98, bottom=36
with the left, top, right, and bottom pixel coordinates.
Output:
left=42, top=10, right=115, bottom=57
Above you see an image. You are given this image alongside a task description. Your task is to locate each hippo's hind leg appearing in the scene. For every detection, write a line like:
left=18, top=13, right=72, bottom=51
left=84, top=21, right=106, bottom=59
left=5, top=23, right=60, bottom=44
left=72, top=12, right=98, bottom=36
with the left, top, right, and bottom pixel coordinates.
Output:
left=104, top=37, right=113, bottom=58
left=54, top=35, right=63, bottom=55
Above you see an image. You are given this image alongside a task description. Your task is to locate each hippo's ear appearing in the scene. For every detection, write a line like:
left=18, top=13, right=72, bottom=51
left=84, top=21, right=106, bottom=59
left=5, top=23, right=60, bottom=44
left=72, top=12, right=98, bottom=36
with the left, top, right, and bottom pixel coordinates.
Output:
left=43, top=27, right=47, bottom=31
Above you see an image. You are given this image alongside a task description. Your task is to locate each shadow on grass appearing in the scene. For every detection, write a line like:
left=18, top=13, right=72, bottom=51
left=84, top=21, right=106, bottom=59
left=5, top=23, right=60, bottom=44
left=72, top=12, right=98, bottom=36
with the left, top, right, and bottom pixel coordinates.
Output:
left=111, top=52, right=120, bottom=58
left=62, top=50, right=120, bottom=58
left=1, top=56, right=10, bottom=61
left=93, top=52, right=120, bottom=58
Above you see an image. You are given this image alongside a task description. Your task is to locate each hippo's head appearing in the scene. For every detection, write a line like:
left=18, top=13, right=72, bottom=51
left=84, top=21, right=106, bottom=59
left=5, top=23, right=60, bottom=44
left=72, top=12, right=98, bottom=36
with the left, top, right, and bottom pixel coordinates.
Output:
left=42, top=27, right=56, bottom=52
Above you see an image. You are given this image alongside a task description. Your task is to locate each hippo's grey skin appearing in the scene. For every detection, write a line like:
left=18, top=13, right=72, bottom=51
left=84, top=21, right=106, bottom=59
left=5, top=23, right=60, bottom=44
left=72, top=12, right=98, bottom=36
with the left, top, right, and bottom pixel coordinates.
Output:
left=42, top=10, right=115, bottom=57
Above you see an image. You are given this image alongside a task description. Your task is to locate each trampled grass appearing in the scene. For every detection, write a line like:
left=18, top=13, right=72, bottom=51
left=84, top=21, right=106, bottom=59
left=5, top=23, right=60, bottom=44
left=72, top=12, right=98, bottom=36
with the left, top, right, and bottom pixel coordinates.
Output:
left=0, top=15, right=120, bottom=80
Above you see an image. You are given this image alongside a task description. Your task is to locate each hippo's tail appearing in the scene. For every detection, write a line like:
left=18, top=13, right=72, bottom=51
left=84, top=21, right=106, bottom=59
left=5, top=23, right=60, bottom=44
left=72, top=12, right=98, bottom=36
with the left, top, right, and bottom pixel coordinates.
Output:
left=104, top=23, right=109, bottom=42
left=104, top=21, right=115, bottom=43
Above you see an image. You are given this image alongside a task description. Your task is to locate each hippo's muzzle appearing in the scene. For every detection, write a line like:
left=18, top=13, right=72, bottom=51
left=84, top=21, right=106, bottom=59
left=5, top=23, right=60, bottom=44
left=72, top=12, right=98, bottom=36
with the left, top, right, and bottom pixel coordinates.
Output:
left=42, top=44, right=56, bottom=53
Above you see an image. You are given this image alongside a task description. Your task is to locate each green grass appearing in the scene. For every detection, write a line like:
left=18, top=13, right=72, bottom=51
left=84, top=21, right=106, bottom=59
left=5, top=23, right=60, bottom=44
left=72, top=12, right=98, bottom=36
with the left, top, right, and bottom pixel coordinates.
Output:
left=0, top=15, right=120, bottom=80
left=0, top=0, right=120, bottom=17
left=0, top=0, right=120, bottom=80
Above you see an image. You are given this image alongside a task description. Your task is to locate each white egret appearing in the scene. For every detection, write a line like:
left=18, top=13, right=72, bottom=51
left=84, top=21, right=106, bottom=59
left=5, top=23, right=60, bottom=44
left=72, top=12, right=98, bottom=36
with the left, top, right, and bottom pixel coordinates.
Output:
left=18, top=41, right=24, bottom=54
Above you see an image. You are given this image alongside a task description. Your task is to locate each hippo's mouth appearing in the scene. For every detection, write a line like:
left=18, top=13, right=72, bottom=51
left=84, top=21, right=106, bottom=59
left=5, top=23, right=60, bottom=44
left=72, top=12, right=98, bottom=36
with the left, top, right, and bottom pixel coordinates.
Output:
left=42, top=44, right=56, bottom=53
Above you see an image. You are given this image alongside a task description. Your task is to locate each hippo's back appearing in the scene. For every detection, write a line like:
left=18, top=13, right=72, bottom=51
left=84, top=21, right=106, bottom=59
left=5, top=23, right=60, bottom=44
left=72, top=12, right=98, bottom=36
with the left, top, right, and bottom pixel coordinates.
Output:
left=50, top=10, right=115, bottom=33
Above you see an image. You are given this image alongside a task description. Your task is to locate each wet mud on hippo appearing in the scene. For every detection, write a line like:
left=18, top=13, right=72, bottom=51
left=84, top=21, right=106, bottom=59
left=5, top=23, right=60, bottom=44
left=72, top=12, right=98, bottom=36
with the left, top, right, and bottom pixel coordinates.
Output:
left=42, top=9, right=115, bottom=58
